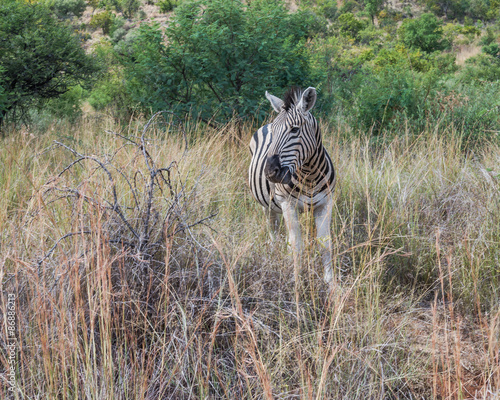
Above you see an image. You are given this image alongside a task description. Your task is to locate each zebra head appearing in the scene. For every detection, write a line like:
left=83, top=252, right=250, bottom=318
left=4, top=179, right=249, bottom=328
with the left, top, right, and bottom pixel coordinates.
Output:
left=264, top=86, right=319, bottom=186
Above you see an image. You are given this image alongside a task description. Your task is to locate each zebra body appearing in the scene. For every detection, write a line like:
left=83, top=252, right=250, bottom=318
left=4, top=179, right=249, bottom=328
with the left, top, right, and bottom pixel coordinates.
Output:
left=248, top=87, right=336, bottom=283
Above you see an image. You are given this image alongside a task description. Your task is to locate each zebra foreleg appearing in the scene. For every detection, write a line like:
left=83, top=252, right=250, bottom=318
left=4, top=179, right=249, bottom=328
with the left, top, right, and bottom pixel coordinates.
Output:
left=314, top=199, right=334, bottom=284
left=281, top=202, right=302, bottom=282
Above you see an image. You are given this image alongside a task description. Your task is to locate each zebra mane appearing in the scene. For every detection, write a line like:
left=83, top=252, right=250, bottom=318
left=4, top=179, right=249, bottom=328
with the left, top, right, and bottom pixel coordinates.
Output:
left=282, top=86, right=303, bottom=112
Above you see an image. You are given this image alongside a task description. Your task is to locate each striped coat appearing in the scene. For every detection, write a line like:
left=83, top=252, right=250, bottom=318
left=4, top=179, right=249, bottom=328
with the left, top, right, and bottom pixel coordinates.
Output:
left=248, top=87, right=336, bottom=283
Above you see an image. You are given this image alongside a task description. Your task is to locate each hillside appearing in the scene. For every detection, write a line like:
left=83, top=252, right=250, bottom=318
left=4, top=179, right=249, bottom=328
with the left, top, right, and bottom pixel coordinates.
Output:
left=2, top=0, right=499, bottom=132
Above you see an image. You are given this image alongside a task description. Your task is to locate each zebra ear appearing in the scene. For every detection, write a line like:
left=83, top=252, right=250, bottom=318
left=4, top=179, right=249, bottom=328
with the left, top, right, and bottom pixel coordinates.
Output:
left=297, top=87, right=317, bottom=114
left=266, top=91, right=284, bottom=113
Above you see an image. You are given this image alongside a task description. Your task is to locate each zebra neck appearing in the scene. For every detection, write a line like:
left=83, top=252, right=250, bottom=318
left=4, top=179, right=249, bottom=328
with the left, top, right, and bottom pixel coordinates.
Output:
left=294, top=143, right=330, bottom=189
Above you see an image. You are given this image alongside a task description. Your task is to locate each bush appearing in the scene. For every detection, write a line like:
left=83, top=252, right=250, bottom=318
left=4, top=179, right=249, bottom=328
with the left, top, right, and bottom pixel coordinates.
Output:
left=122, top=0, right=313, bottom=124
left=479, top=27, right=497, bottom=46
left=363, top=0, right=384, bottom=23
left=45, top=0, right=86, bottom=19
left=398, top=13, right=448, bottom=53
left=337, top=12, right=364, bottom=39
left=373, top=45, right=430, bottom=72
left=316, top=0, right=338, bottom=19
left=120, top=0, right=141, bottom=18
left=355, top=66, right=435, bottom=133
left=358, top=24, right=382, bottom=44
left=431, top=80, right=500, bottom=142
left=339, top=0, right=359, bottom=14
left=289, top=8, right=328, bottom=39
left=483, top=42, right=500, bottom=58
left=0, top=0, right=98, bottom=127
left=44, top=85, right=84, bottom=121
left=87, top=40, right=132, bottom=116
left=459, top=53, right=500, bottom=82
left=157, top=0, right=181, bottom=13
left=90, top=11, right=114, bottom=35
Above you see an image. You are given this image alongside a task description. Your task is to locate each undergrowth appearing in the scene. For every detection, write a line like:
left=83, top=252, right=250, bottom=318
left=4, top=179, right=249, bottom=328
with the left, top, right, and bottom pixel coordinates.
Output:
left=1, top=116, right=499, bottom=398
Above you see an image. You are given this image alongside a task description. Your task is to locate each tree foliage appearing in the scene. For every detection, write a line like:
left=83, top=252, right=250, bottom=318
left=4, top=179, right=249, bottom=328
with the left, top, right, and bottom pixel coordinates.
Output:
left=0, top=0, right=98, bottom=126
left=363, top=0, right=384, bottom=23
left=398, top=13, right=448, bottom=53
left=122, top=0, right=313, bottom=123
left=421, top=0, right=498, bottom=20
left=337, top=12, right=364, bottom=39
left=44, top=0, right=87, bottom=20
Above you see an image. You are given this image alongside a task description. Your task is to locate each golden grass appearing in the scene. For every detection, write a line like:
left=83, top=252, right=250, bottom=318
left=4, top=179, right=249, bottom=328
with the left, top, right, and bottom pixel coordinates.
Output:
left=1, top=115, right=499, bottom=398
left=455, top=45, right=482, bottom=66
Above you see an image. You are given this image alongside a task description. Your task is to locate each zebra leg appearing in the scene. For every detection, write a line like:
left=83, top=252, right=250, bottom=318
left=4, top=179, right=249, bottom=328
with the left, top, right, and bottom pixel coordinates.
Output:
left=281, top=201, right=302, bottom=281
left=265, top=207, right=280, bottom=241
left=314, top=198, right=334, bottom=284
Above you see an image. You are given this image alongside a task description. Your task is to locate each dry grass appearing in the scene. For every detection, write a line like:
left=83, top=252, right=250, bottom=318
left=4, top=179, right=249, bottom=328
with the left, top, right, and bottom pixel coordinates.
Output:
left=455, top=45, right=482, bottom=66
left=1, top=115, right=499, bottom=399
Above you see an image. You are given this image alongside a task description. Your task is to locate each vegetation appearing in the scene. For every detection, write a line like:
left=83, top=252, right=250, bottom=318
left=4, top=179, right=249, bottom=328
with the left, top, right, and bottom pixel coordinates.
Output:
left=1, top=116, right=500, bottom=398
left=1, top=0, right=500, bottom=398
left=1, top=0, right=500, bottom=137
left=122, top=0, right=316, bottom=123
left=0, top=0, right=98, bottom=127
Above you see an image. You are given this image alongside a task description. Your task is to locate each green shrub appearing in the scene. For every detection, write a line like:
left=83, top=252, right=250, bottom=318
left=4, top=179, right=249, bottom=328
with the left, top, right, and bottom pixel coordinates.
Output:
left=459, top=53, right=500, bottom=82
left=120, top=0, right=141, bottom=18
left=355, top=66, right=434, bottom=133
left=316, top=0, right=338, bottom=19
left=482, top=42, right=500, bottom=58
left=0, top=0, right=98, bottom=127
left=87, top=40, right=132, bottom=115
left=44, top=0, right=86, bottom=19
left=339, top=0, right=359, bottom=14
left=428, top=52, right=458, bottom=75
left=122, top=0, right=313, bottom=123
left=398, top=13, right=448, bottom=53
left=431, top=80, right=500, bottom=142
left=421, top=0, right=467, bottom=19
left=88, top=71, right=130, bottom=113
left=363, top=0, right=384, bottom=23
left=43, top=85, right=84, bottom=122
left=373, top=45, right=430, bottom=72
left=358, top=24, right=382, bottom=44
left=461, top=24, right=481, bottom=39
left=337, top=12, right=364, bottom=39
left=479, top=27, right=497, bottom=46
left=90, top=11, right=114, bottom=35
left=288, top=8, right=328, bottom=39
left=158, top=0, right=181, bottom=13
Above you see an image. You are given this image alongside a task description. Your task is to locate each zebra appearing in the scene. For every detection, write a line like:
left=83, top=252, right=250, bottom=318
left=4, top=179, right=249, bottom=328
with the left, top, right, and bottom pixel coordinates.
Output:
left=248, top=86, right=336, bottom=283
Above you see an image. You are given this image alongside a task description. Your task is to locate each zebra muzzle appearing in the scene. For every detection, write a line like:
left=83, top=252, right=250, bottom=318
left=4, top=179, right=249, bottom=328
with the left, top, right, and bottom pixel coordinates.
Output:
left=264, top=155, right=292, bottom=185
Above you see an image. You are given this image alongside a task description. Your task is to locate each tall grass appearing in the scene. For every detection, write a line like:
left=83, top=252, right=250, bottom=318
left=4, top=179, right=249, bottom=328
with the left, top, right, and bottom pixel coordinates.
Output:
left=1, top=115, right=499, bottom=398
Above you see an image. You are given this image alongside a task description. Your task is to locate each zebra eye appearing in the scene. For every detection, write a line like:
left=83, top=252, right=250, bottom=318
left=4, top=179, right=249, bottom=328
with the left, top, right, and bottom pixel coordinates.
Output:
left=290, top=126, right=300, bottom=134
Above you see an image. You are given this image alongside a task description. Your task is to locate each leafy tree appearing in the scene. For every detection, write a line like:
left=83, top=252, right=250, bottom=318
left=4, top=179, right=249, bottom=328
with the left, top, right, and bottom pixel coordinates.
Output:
left=122, top=0, right=313, bottom=123
left=337, top=12, right=364, bottom=39
left=398, top=13, right=448, bottom=53
left=315, top=0, right=338, bottom=20
left=0, top=0, right=98, bottom=126
left=363, top=0, right=384, bottom=23
left=120, top=0, right=141, bottom=18
left=421, top=0, right=469, bottom=19
left=90, top=11, right=114, bottom=35
left=44, top=0, right=87, bottom=20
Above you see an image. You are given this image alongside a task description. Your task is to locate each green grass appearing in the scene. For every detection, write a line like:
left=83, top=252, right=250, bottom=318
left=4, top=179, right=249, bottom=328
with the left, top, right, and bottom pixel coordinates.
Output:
left=1, top=115, right=499, bottom=398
